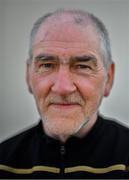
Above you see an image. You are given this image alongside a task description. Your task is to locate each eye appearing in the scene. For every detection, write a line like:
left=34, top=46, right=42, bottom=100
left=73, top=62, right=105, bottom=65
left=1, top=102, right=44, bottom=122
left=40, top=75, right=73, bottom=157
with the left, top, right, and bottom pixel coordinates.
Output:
left=40, top=63, right=54, bottom=68
left=38, top=62, right=57, bottom=73
left=75, top=64, right=92, bottom=70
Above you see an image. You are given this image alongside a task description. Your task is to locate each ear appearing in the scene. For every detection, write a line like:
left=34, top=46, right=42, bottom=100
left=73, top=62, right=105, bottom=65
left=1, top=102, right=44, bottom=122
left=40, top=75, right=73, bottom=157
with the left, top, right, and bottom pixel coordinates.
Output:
left=104, top=63, right=115, bottom=97
left=26, top=59, right=33, bottom=94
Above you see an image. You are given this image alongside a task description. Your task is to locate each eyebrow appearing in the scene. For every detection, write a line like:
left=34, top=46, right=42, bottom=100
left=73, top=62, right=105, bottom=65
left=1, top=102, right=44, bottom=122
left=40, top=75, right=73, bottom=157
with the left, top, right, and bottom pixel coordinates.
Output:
left=73, top=55, right=97, bottom=62
left=34, top=54, right=56, bottom=61
left=34, top=54, right=97, bottom=64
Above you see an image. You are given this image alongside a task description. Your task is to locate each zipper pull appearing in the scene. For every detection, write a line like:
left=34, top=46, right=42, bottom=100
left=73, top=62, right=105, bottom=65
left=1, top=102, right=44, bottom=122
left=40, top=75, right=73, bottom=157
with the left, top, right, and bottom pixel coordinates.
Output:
left=60, top=145, right=65, bottom=155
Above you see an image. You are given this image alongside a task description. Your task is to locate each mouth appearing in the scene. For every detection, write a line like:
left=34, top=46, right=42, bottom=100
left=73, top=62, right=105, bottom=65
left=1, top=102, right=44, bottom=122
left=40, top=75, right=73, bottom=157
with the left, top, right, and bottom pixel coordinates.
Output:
left=49, top=103, right=80, bottom=109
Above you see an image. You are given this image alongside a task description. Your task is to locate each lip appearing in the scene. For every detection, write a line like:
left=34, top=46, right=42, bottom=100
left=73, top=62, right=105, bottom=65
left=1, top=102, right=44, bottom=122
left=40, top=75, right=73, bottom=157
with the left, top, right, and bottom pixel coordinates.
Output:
left=49, top=103, right=80, bottom=109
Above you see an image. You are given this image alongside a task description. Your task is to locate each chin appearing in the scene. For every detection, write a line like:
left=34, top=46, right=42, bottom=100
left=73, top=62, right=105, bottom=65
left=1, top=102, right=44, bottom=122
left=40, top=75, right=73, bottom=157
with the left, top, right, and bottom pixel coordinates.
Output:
left=42, top=115, right=88, bottom=142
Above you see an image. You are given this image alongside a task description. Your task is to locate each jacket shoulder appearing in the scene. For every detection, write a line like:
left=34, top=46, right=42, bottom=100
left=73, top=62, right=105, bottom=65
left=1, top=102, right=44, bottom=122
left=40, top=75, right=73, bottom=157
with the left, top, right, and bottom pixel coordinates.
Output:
left=101, top=115, right=129, bottom=132
left=100, top=115, right=129, bottom=144
left=0, top=121, right=40, bottom=163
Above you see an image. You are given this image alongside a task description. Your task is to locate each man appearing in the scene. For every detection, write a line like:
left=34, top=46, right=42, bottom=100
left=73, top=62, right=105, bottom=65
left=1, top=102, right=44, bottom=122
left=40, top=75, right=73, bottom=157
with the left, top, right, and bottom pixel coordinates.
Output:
left=0, top=9, right=129, bottom=178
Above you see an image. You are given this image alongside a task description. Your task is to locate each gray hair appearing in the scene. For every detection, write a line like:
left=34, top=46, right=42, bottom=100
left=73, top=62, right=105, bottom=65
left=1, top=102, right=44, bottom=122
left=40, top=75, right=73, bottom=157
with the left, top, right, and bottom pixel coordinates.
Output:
left=28, top=9, right=113, bottom=69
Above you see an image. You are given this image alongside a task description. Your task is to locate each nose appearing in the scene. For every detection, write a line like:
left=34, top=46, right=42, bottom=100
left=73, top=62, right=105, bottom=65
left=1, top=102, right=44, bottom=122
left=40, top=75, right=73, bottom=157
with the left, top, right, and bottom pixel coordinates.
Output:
left=51, top=66, right=76, bottom=95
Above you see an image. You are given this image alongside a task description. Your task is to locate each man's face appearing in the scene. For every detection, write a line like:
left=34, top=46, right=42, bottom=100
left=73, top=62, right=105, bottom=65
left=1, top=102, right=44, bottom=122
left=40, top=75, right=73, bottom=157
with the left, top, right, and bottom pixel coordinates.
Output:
left=27, top=21, right=114, bottom=141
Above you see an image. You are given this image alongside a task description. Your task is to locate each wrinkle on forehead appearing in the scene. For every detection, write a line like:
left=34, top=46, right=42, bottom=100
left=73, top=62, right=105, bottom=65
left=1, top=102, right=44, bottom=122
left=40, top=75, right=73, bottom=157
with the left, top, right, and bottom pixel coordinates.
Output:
left=32, top=40, right=101, bottom=61
left=33, top=40, right=99, bottom=52
left=33, top=41, right=101, bottom=64
left=33, top=41, right=98, bottom=50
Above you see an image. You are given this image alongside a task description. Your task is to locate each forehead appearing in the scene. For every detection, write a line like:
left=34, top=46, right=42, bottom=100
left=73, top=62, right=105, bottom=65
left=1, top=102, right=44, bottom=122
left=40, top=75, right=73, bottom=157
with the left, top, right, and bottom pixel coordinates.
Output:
left=33, top=20, right=100, bottom=58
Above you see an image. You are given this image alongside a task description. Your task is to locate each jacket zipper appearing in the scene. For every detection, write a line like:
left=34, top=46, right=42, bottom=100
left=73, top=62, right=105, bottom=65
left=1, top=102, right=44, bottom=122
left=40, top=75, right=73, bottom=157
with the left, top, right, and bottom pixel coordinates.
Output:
left=60, top=145, right=65, bottom=176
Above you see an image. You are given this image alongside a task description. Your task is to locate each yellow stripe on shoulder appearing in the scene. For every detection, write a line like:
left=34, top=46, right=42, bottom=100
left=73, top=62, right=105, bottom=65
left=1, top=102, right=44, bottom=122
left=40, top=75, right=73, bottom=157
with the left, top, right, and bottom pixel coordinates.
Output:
left=0, top=164, right=60, bottom=174
left=65, top=164, right=126, bottom=174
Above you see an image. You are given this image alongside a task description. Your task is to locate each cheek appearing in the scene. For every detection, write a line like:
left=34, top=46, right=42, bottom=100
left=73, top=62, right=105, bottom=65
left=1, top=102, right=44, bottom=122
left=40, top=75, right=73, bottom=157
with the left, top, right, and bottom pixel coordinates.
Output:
left=30, top=75, right=53, bottom=100
left=76, top=76, right=105, bottom=101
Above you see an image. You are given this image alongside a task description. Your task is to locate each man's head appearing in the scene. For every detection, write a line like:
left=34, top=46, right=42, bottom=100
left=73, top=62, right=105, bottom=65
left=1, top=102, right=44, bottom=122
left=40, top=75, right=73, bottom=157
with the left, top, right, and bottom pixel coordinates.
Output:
left=26, top=9, right=115, bottom=142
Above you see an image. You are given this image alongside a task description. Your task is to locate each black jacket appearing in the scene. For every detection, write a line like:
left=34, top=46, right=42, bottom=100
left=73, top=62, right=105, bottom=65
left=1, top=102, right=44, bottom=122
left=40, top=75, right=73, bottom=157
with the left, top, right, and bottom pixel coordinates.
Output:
left=0, top=115, right=129, bottom=178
